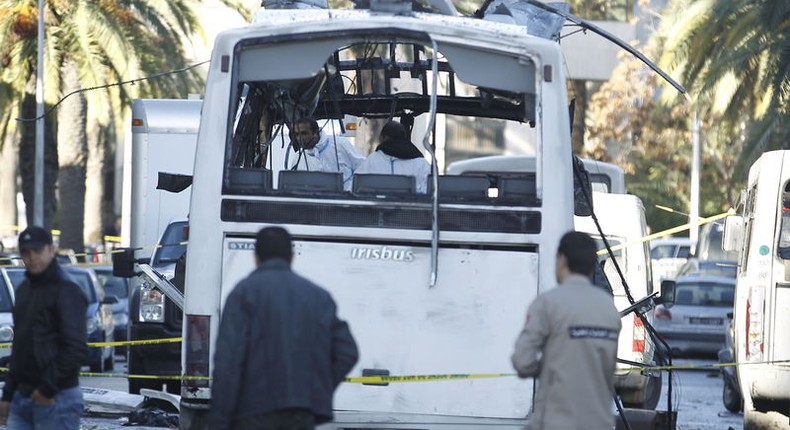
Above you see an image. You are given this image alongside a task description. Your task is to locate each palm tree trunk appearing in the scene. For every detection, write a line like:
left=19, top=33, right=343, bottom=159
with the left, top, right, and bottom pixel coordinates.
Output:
left=0, top=129, right=18, bottom=241
left=19, top=77, right=58, bottom=230
left=56, top=60, right=87, bottom=256
left=84, top=121, right=105, bottom=245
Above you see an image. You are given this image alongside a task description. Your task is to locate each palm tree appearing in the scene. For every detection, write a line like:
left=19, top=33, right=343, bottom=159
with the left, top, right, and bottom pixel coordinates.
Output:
left=0, top=0, right=249, bottom=252
left=659, top=0, right=790, bottom=176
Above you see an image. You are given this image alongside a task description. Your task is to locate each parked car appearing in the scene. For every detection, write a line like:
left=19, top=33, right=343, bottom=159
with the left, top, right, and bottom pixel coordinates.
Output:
left=2, top=267, right=25, bottom=290
left=650, top=237, right=693, bottom=289
left=56, top=250, right=78, bottom=265
left=653, top=274, right=735, bottom=357
left=0, top=253, right=21, bottom=266
left=0, top=268, right=16, bottom=369
left=93, top=266, right=130, bottom=355
left=64, top=266, right=117, bottom=372
left=675, top=259, right=737, bottom=279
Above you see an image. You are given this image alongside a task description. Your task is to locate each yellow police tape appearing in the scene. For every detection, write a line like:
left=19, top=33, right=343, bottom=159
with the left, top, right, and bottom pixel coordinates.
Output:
left=0, top=337, right=182, bottom=349
left=0, top=359, right=788, bottom=382
left=596, top=209, right=734, bottom=255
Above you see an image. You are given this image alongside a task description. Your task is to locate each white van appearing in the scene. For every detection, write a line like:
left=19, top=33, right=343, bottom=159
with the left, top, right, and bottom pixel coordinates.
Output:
left=650, top=237, right=693, bottom=289
left=722, top=150, right=790, bottom=427
left=447, top=155, right=626, bottom=194
left=575, top=192, right=660, bottom=409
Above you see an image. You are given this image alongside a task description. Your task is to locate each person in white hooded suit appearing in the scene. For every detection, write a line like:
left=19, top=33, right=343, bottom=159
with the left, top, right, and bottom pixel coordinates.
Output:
left=288, top=117, right=365, bottom=190
left=355, top=121, right=431, bottom=193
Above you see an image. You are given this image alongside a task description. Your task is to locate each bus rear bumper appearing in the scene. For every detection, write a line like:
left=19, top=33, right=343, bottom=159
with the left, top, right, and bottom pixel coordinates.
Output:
left=318, top=411, right=529, bottom=429
left=749, top=366, right=790, bottom=401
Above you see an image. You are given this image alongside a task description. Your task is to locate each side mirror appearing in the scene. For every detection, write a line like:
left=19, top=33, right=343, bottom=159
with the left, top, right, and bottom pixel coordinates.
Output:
left=657, top=280, right=676, bottom=308
left=722, top=215, right=744, bottom=252
left=572, top=156, right=594, bottom=217
left=112, top=248, right=136, bottom=278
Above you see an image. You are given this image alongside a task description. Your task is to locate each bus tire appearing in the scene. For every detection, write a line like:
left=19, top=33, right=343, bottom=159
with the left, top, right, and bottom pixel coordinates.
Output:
left=722, top=378, right=742, bottom=413
left=180, top=403, right=210, bottom=430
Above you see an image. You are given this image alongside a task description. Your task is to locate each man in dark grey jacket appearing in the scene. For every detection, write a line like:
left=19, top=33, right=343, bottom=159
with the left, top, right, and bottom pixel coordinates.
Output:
left=210, top=226, right=359, bottom=430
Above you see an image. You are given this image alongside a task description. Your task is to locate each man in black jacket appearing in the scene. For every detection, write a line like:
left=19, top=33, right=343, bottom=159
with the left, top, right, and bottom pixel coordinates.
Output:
left=0, top=226, right=88, bottom=429
left=210, top=226, right=359, bottom=430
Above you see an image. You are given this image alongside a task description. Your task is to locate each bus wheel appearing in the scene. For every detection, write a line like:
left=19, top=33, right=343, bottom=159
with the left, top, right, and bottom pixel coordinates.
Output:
left=180, top=403, right=210, bottom=430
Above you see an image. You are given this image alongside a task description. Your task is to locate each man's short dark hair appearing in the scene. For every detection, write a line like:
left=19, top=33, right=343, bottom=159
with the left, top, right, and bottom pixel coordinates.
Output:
left=295, top=117, right=319, bottom=133
left=255, top=227, right=293, bottom=262
left=558, top=231, right=597, bottom=277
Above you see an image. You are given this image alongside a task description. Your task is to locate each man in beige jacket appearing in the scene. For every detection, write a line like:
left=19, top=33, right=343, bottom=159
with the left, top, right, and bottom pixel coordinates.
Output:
left=512, top=231, right=621, bottom=430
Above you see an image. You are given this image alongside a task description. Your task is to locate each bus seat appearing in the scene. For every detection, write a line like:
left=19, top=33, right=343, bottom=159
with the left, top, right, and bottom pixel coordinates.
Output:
left=498, top=174, right=537, bottom=201
left=224, top=167, right=272, bottom=196
left=353, top=174, right=416, bottom=196
left=427, top=175, right=491, bottom=200
left=278, top=170, right=343, bottom=192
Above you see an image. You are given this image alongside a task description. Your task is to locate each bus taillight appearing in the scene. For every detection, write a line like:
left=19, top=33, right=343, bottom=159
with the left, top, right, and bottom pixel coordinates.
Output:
left=184, top=314, right=211, bottom=389
left=633, top=314, right=645, bottom=353
left=746, top=286, right=764, bottom=361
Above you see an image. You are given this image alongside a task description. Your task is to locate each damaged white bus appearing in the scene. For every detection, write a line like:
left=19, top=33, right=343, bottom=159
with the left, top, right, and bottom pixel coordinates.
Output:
left=174, top=0, right=684, bottom=428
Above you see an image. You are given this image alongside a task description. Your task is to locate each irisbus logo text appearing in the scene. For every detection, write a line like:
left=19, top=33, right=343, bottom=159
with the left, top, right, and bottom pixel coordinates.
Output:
left=350, top=246, right=414, bottom=262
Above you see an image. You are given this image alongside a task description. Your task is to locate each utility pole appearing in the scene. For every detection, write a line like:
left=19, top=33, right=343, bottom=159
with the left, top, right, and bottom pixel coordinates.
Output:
left=34, top=0, right=45, bottom=227
left=690, top=110, right=700, bottom=247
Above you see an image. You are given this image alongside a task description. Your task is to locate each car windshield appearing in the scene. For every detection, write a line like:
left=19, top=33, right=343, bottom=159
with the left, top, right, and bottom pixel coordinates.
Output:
left=151, top=222, right=188, bottom=267
left=94, top=269, right=129, bottom=299
left=591, top=237, right=624, bottom=294
left=651, top=244, right=677, bottom=259
left=675, top=281, right=734, bottom=307
left=65, top=271, right=97, bottom=303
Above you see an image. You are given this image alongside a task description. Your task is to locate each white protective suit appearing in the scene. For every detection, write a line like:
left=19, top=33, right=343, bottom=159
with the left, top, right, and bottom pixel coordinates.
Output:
left=288, top=132, right=364, bottom=190
left=355, top=151, right=431, bottom=193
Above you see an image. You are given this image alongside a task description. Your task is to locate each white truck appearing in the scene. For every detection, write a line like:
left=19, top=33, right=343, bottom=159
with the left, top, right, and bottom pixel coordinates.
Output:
left=119, top=98, right=200, bottom=394
left=122, top=98, right=201, bottom=259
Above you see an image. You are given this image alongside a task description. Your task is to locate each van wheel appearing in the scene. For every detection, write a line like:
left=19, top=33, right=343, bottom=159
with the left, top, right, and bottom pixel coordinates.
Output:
left=722, top=378, right=742, bottom=412
left=621, top=373, right=662, bottom=409
left=640, top=372, right=662, bottom=410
